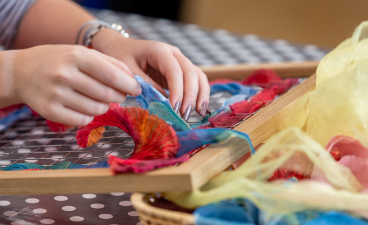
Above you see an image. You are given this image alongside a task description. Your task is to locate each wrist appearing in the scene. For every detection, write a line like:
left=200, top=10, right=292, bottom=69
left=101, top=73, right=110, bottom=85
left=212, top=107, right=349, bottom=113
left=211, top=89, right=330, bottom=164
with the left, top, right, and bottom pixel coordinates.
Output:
left=91, top=28, right=133, bottom=55
left=0, top=51, right=22, bottom=108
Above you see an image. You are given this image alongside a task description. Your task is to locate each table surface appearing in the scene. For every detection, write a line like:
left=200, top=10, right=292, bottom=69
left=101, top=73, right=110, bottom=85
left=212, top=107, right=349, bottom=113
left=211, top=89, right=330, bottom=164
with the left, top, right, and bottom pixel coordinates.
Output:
left=0, top=9, right=329, bottom=225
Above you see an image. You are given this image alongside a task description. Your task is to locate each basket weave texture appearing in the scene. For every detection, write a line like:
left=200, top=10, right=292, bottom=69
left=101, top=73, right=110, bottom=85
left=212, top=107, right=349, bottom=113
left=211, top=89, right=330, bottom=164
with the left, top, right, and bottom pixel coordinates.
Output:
left=131, top=193, right=195, bottom=225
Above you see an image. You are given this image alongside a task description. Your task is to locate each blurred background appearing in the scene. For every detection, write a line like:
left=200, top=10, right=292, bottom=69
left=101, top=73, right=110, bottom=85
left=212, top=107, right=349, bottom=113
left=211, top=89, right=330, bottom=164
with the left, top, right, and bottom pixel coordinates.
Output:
left=75, top=0, right=368, bottom=48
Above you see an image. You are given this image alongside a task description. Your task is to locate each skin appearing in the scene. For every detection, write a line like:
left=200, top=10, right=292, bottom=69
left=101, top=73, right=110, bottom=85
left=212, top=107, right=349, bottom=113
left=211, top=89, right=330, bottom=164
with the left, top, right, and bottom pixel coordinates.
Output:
left=1, top=0, right=210, bottom=125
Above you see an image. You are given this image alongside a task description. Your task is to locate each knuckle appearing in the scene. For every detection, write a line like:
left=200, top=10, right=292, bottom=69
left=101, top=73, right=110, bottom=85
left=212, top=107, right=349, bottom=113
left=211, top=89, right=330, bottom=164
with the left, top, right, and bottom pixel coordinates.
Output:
left=103, top=88, right=115, bottom=102
left=106, top=71, right=120, bottom=84
left=172, top=46, right=181, bottom=53
left=64, top=46, right=84, bottom=61
left=91, top=103, right=108, bottom=115
left=48, top=87, right=63, bottom=101
left=53, top=71, right=71, bottom=84
left=79, top=116, right=94, bottom=126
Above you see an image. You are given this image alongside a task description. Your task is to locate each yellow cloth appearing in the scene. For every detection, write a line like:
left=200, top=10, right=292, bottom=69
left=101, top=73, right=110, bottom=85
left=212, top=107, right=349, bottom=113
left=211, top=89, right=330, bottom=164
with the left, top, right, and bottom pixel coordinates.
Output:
left=166, top=127, right=368, bottom=217
left=284, top=21, right=368, bottom=147
left=166, top=22, right=368, bottom=216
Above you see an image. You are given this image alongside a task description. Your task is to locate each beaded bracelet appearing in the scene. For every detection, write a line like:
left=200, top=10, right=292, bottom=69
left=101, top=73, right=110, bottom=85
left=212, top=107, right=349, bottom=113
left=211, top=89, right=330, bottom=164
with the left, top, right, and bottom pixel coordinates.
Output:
left=76, top=20, right=130, bottom=47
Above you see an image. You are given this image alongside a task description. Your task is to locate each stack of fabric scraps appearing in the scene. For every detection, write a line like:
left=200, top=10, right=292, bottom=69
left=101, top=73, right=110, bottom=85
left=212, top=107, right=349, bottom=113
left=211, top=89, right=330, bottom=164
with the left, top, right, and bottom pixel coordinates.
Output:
left=163, top=127, right=368, bottom=225
left=192, top=69, right=299, bottom=129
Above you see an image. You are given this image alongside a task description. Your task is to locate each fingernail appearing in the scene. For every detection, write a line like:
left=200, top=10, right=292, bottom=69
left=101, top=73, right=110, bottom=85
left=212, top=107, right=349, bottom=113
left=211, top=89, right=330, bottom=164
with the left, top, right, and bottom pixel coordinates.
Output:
left=135, top=86, right=142, bottom=96
left=200, top=102, right=208, bottom=118
left=174, top=101, right=181, bottom=114
left=207, top=105, right=212, bottom=115
left=184, top=104, right=193, bottom=122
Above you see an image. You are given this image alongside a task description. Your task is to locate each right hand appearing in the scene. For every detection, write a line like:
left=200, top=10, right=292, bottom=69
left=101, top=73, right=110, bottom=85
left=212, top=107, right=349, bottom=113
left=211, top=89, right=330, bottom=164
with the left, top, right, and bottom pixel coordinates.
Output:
left=12, top=45, right=142, bottom=126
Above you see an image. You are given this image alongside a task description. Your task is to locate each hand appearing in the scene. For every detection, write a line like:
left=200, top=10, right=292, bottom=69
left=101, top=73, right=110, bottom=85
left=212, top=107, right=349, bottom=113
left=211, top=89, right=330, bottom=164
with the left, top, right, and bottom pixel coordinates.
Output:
left=10, top=45, right=142, bottom=126
left=93, top=29, right=211, bottom=121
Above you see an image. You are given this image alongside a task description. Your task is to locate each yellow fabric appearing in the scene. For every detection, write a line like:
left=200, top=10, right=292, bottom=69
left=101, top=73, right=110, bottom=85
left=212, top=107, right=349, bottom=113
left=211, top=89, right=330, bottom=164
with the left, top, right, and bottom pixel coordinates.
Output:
left=166, top=22, right=368, bottom=216
left=166, top=127, right=368, bottom=217
left=284, top=21, right=368, bottom=147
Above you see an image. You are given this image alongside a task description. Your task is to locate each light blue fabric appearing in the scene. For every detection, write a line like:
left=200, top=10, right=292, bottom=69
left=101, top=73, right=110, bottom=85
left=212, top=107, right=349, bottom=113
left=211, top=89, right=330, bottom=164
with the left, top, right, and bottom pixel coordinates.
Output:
left=223, top=94, right=249, bottom=108
left=148, top=102, right=191, bottom=131
left=3, top=161, right=109, bottom=171
left=176, top=128, right=255, bottom=157
left=135, top=75, right=172, bottom=109
left=210, top=83, right=259, bottom=96
left=194, top=198, right=368, bottom=225
left=0, top=105, right=32, bottom=131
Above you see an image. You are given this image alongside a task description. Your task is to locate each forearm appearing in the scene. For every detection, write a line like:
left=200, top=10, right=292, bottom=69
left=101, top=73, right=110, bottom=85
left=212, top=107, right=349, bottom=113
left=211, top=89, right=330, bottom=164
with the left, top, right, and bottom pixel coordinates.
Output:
left=0, top=51, right=21, bottom=108
left=14, top=0, right=95, bottom=49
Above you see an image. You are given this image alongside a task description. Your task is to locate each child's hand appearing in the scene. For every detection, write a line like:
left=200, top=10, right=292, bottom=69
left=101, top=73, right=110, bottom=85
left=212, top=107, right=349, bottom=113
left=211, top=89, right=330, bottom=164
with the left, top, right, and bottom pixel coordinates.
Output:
left=93, top=30, right=211, bottom=120
left=11, top=45, right=141, bottom=126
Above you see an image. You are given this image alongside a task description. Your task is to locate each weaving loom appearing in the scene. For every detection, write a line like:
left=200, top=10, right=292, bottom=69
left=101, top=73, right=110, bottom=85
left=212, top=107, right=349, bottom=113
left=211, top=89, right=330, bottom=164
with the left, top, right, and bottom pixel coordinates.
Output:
left=0, top=62, right=317, bottom=195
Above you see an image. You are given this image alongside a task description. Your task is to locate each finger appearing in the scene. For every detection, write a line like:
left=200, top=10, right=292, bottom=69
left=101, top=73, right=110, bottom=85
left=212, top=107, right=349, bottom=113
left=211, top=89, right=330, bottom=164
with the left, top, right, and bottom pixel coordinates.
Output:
left=195, top=66, right=211, bottom=117
left=172, top=49, right=199, bottom=120
left=61, top=88, right=110, bottom=116
left=147, top=44, right=184, bottom=110
left=71, top=71, right=127, bottom=103
left=77, top=49, right=142, bottom=97
left=124, top=58, right=167, bottom=97
left=43, top=103, right=94, bottom=127
left=89, top=49, right=135, bottom=78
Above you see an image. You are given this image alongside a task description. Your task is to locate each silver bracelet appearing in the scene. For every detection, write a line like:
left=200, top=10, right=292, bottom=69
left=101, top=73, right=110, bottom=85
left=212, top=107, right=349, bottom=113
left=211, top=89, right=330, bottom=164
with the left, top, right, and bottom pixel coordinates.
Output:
left=76, top=20, right=130, bottom=47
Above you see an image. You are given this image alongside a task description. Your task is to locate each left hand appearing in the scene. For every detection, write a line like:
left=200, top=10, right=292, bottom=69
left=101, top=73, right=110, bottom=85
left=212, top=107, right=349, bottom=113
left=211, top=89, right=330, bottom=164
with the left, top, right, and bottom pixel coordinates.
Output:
left=92, top=29, right=210, bottom=121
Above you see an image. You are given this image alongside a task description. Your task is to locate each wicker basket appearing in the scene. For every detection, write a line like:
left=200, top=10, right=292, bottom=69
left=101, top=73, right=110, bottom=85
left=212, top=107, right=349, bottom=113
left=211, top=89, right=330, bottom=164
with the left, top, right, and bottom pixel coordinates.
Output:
left=131, top=193, right=194, bottom=225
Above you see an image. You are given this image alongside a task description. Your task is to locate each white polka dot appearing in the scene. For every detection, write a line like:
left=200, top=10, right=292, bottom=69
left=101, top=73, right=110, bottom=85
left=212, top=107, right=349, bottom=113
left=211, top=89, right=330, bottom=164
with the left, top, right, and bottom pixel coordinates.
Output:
left=33, top=208, right=47, bottom=214
left=107, top=151, right=119, bottom=156
left=110, top=192, right=124, bottom=196
left=0, top=160, right=11, bottom=166
left=44, top=147, right=57, bottom=152
left=137, top=223, right=142, bottom=225
left=37, top=139, right=49, bottom=144
left=24, top=157, right=37, bottom=163
left=17, top=148, right=31, bottom=154
left=31, top=129, right=44, bottom=134
left=12, top=140, right=24, bottom=146
left=128, top=211, right=139, bottom=216
left=70, top=216, right=84, bottom=222
left=119, top=201, right=132, bottom=206
left=25, top=198, right=39, bottom=203
left=11, top=221, right=25, bottom=225
left=99, top=214, right=113, bottom=219
left=70, top=145, right=80, bottom=150
left=62, top=206, right=76, bottom=211
left=82, top=194, right=96, bottom=199
left=40, top=219, right=55, bottom=224
left=78, top=153, right=92, bottom=158
left=63, top=135, right=75, bottom=139
left=51, top=155, right=65, bottom=161
left=5, top=130, right=18, bottom=138
left=90, top=203, right=104, bottom=209
left=54, top=196, right=68, bottom=201
left=4, top=211, right=17, bottom=217
left=0, top=200, right=10, bottom=206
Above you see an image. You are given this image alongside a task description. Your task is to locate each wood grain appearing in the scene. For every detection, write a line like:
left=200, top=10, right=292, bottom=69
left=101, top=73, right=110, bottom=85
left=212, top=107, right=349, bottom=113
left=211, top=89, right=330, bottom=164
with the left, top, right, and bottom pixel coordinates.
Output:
left=201, top=61, right=318, bottom=80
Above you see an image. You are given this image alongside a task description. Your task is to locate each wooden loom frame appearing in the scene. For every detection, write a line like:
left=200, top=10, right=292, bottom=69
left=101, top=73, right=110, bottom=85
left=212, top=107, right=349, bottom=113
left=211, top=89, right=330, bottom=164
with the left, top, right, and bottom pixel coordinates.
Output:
left=0, top=61, right=318, bottom=195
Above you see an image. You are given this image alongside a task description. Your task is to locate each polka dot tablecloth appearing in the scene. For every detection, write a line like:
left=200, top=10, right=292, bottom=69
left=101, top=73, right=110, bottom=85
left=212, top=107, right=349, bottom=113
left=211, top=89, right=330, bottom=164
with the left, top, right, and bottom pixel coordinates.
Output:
left=0, top=8, right=330, bottom=225
left=0, top=193, right=140, bottom=224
